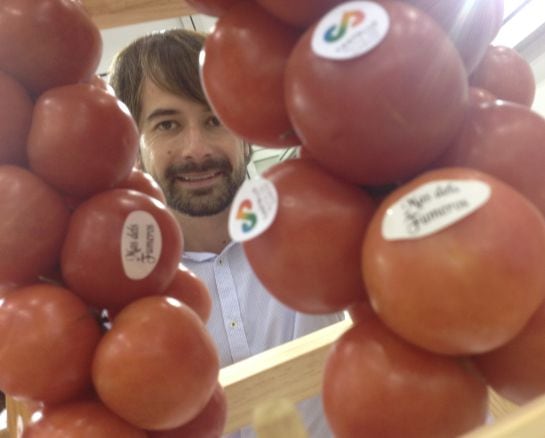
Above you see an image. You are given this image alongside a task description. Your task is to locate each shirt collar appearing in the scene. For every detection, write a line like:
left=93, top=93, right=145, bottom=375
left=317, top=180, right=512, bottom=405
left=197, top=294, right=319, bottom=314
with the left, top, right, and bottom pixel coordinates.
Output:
left=182, top=240, right=239, bottom=263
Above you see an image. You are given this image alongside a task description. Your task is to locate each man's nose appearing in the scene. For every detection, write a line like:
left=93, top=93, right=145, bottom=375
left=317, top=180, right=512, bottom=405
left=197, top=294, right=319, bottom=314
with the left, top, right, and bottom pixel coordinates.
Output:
left=180, top=125, right=213, bottom=161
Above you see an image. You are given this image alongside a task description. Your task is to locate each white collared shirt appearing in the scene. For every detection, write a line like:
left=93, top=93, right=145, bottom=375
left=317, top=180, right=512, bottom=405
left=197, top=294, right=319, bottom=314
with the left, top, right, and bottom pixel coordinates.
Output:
left=183, top=241, right=343, bottom=438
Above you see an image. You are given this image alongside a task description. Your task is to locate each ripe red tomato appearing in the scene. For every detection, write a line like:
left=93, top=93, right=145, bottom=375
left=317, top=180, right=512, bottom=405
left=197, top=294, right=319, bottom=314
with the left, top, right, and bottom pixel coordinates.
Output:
left=163, top=264, right=212, bottom=323
left=362, top=167, right=545, bottom=355
left=61, top=189, right=183, bottom=312
left=323, top=315, right=488, bottom=437
left=468, top=87, right=496, bottom=107
left=243, top=159, right=376, bottom=313
left=0, top=281, right=23, bottom=295
left=469, top=45, right=536, bottom=107
left=403, top=0, right=504, bottom=73
left=0, top=0, right=102, bottom=96
left=93, top=296, right=219, bottom=430
left=186, top=0, right=244, bottom=17
left=346, top=300, right=374, bottom=325
left=434, top=101, right=545, bottom=217
left=256, top=0, right=343, bottom=28
left=27, top=84, right=139, bottom=198
left=0, top=71, right=33, bottom=165
left=87, top=74, right=116, bottom=95
left=116, top=168, right=167, bottom=205
left=148, top=384, right=227, bottom=438
left=0, top=284, right=101, bottom=404
left=0, top=165, right=70, bottom=284
left=23, top=400, right=147, bottom=438
left=472, top=301, right=545, bottom=405
left=285, top=0, right=467, bottom=185
left=201, top=2, right=301, bottom=147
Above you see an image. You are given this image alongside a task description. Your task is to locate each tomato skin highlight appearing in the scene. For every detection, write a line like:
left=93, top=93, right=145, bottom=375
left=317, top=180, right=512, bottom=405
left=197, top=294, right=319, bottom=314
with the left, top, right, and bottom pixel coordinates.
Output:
left=0, top=165, right=70, bottom=284
left=93, top=296, right=220, bottom=431
left=27, top=84, right=139, bottom=198
left=363, top=167, right=545, bottom=355
left=0, top=0, right=102, bottom=96
left=285, top=0, right=468, bottom=185
left=61, top=189, right=183, bottom=312
left=468, top=87, right=496, bottom=107
left=0, top=284, right=102, bottom=404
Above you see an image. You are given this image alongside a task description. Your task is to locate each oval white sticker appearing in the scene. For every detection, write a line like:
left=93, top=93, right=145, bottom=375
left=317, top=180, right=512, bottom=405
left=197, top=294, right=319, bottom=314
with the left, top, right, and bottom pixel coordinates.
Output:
left=382, top=180, right=491, bottom=241
left=228, top=178, right=278, bottom=243
left=311, top=1, right=390, bottom=61
left=121, top=210, right=162, bottom=280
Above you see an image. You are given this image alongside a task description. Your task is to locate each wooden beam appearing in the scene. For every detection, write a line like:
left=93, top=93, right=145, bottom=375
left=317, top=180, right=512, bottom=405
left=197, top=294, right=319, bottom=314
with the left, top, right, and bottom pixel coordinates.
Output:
left=82, top=0, right=197, bottom=29
left=219, top=319, right=352, bottom=434
left=462, top=393, right=545, bottom=438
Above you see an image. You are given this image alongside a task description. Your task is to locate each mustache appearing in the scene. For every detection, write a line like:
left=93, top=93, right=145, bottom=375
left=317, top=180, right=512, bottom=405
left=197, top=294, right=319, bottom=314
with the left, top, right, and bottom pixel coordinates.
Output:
left=165, top=157, right=232, bottom=179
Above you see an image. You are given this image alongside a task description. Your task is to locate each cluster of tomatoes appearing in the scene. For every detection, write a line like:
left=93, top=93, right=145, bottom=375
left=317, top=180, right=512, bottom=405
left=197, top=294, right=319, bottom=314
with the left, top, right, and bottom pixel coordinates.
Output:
left=0, top=1, right=226, bottom=437
left=192, top=0, right=545, bottom=436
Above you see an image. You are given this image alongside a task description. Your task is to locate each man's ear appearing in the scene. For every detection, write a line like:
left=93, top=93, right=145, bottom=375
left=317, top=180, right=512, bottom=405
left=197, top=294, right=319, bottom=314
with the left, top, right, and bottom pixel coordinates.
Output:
left=244, top=141, right=252, bottom=165
left=134, top=150, right=144, bottom=170
left=134, top=144, right=144, bottom=170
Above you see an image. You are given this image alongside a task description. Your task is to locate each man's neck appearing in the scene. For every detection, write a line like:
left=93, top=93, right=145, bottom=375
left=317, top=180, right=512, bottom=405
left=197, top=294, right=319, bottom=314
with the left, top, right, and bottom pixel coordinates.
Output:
left=171, top=208, right=232, bottom=254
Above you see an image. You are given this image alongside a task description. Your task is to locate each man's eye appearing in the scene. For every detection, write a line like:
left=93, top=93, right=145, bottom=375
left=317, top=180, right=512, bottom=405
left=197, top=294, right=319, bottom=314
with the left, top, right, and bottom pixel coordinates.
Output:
left=207, top=116, right=221, bottom=127
left=156, top=120, right=177, bottom=131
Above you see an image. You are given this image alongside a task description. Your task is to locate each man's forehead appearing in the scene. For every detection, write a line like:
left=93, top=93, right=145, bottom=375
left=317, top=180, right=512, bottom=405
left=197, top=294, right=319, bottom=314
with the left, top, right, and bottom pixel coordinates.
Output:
left=142, top=77, right=209, bottom=108
left=140, top=80, right=212, bottom=124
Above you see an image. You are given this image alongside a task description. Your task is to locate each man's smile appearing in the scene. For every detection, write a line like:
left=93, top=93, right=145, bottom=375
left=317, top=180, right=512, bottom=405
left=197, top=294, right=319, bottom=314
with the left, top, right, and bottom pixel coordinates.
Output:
left=175, top=170, right=224, bottom=188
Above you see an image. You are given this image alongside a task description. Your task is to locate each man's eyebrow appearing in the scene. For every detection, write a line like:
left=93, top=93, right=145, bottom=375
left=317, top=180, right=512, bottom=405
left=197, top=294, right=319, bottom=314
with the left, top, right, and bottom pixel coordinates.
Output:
left=145, top=108, right=179, bottom=123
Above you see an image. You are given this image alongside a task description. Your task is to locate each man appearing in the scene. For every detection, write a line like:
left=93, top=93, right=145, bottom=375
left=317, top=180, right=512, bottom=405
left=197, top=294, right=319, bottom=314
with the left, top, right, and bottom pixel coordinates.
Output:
left=109, top=28, right=343, bottom=437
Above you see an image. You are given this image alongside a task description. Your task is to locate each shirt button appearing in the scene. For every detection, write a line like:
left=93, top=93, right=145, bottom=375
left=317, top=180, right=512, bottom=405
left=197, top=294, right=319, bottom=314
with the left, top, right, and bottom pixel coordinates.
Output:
left=218, top=259, right=223, bottom=265
left=230, top=320, right=237, bottom=328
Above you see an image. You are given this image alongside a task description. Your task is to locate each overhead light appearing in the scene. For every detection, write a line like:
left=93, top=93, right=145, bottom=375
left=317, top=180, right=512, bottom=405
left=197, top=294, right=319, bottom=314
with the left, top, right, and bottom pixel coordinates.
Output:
left=492, top=0, right=545, bottom=48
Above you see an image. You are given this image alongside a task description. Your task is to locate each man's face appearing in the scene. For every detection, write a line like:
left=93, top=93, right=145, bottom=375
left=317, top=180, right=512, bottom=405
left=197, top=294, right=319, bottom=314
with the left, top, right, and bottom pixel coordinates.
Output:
left=138, top=78, right=248, bottom=217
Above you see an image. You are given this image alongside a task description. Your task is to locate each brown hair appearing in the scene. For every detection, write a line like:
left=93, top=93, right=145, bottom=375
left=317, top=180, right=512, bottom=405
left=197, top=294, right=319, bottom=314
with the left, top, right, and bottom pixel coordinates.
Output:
left=108, top=29, right=207, bottom=125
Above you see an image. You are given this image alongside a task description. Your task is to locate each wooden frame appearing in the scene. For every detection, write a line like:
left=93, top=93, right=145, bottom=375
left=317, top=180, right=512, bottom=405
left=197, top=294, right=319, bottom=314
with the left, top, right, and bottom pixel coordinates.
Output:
left=81, top=0, right=195, bottom=29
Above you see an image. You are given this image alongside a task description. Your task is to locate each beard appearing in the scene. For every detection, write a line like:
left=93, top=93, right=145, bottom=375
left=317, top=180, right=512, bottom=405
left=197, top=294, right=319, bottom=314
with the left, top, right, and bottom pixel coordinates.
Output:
left=157, top=157, right=246, bottom=217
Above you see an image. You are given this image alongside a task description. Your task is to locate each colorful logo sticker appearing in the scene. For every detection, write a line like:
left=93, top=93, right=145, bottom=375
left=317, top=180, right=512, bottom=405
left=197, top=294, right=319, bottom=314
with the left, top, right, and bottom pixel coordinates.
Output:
left=312, top=1, right=390, bottom=60
left=381, top=180, right=491, bottom=241
left=324, top=10, right=365, bottom=42
left=236, top=199, right=258, bottom=233
left=229, top=178, right=278, bottom=242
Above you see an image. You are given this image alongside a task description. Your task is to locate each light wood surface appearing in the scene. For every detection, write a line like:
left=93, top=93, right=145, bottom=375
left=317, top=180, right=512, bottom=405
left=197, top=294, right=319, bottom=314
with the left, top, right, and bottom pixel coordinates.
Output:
left=82, top=0, right=196, bottom=29
left=488, top=389, right=520, bottom=420
left=253, top=399, right=308, bottom=438
left=219, top=319, right=353, bottom=434
left=5, top=398, right=36, bottom=438
left=463, top=392, right=545, bottom=437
